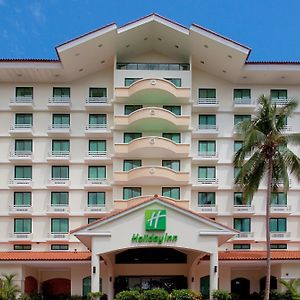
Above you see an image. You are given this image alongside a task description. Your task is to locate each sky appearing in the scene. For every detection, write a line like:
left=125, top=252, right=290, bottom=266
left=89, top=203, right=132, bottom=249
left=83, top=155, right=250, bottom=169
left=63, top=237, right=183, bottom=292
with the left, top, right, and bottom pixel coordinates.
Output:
left=0, top=0, right=299, bottom=61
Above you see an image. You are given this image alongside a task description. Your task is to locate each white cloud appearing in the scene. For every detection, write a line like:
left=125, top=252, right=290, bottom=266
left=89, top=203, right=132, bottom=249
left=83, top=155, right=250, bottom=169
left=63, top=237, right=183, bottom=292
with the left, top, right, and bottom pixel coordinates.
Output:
left=0, top=0, right=6, bottom=6
left=29, top=2, right=46, bottom=23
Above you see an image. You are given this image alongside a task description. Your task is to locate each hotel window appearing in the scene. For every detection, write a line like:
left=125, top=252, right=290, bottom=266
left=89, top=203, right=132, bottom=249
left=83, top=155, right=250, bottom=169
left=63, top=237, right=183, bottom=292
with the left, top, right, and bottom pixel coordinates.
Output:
left=52, top=114, right=70, bottom=127
left=51, top=244, right=69, bottom=251
left=88, top=114, right=106, bottom=128
left=198, top=167, right=216, bottom=180
left=88, top=166, right=106, bottom=179
left=233, top=89, right=251, bottom=100
left=52, top=140, right=70, bottom=153
left=15, top=114, right=32, bottom=126
left=162, top=133, right=181, bottom=143
left=198, top=141, right=216, bottom=155
left=15, top=166, right=32, bottom=179
left=51, top=218, right=69, bottom=233
left=163, top=105, right=181, bottom=115
left=15, top=139, right=32, bottom=153
left=270, top=218, right=286, bottom=232
left=88, top=218, right=99, bottom=224
left=199, top=115, right=216, bottom=129
left=233, top=244, right=250, bottom=250
left=124, top=105, right=143, bottom=115
left=123, top=187, right=142, bottom=200
left=270, top=244, right=287, bottom=250
left=123, top=132, right=142, bottom=143
left=51, top=166, right=69, bottom=179
left=14, top=244, right=32, bottom=251
left=14, top=218, right=32, bottom=233
left=234, top=167, right=240, bottom=180
left=234, top=141, right=243, bottom=153
left=162, top=187, right=180, bottom=200
left=234, top=115, right=251, bottom=125
left=89, top=140, right=106, bottom=154
left=123, top=160, right=142, bottom=171
left=124, top=78, right=142, bottom=86
left=53, top=87, right=70, bottom=99
left=51, top=192, right=69, bottom=206
left=198, top=192, right=215, bottom=206
left=271, top=192, right=287, bottom=206
left=89, top=88, right=107, bottom=98
left=199, top=88, right=216, bottom=99
left=16, top=87, right=33, bottom=99
left=234, top=192, right=251, bottom=206
left=164, top=78, right=181, bottom=87
left=14, top=192, right=31, bottom=207
left=162, top=160, right=180, bottom=171
left=88, top=192, right=105, bottom=207
left=271, top=89, right=287, bottom=101
left=234, top=218, right=251, bottom=232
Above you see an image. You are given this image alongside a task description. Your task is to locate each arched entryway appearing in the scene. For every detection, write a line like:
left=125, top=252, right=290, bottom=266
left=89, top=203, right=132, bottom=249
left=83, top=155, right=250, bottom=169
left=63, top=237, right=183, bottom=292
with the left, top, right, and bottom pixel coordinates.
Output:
left=259, top=276, right=277, bottom=293
left=231, top=277, right=250, bottom=299
left=42, top=278, right=71, bottom=300
left=24, top=276, right=38, bottom=295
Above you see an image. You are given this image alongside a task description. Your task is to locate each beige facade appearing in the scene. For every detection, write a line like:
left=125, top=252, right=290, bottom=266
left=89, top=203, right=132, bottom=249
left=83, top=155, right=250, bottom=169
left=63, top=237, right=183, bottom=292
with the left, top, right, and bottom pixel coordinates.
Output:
left=1, top=13, right=300, bottom=300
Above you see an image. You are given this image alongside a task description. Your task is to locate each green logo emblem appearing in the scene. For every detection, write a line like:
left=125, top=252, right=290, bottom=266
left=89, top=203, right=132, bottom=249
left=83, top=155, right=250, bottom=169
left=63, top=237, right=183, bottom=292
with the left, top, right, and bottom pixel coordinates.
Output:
left=145, top=210, right=166, bottom=231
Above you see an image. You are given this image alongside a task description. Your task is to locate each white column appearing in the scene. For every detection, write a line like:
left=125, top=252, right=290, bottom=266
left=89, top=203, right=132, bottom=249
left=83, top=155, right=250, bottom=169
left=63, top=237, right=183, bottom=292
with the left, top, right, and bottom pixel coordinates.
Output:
left=91, top=253, right=100, bottom=292
left=209, top=252, right=218, bottom=299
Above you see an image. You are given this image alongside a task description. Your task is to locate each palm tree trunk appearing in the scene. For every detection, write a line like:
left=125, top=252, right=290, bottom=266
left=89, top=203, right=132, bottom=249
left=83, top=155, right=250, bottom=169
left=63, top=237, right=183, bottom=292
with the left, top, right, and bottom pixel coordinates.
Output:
left=264, top=159, right=273, bottom=300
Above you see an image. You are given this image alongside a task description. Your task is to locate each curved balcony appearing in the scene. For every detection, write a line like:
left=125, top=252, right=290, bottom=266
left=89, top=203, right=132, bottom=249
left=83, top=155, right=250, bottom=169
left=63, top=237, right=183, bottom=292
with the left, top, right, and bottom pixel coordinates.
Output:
left=115, top=78, right=190, bottom=104
left=114, top=107, right=190, bottom=131
left=114, top=136, right=189, bottom=158
left=114, top=166, right=189, bottom=185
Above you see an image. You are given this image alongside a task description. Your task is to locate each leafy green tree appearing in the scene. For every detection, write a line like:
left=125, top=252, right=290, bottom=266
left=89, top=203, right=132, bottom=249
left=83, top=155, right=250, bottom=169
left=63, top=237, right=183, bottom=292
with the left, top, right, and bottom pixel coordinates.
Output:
left=0, top=274, right=21, bottom=300
left=280, top=279, right=300, bottom=300
left=234, top=95, right=300, bottom=300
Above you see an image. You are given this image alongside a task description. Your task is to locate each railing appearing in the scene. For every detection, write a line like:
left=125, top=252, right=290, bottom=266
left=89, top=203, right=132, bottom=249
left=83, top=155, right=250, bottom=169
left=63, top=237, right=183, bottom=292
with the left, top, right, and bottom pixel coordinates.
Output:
left=86, top=97, right=107, bottom=104
left=198, top=98, right=219, bottom=105
left=87, top=151, right=107, bottom=157
left=233, top=205, right=254, bottom=213
left=49, top=178, right=69, bottom=185
left=9, top=178, right=32, bottom=185
left=10, top=151, right=32, bottom=158
left=11, top=96, right=33, bottom=103
left=271, top=204, right=291, bottom=213
left=270, top=232, right=290, bottom=238
left=116, top=62, right=190, bottom=71
left=86, top=204, right=106, bottom=212
left=49, top=124, right=70, bottom=129
left=197, top=178, right=218, bottom=184
left=86, top=178, right=107, bottom=185
left=197, top=204, right=218, bottom=213
left=86, top=124, right=107, bottom=130
left=10, top=233, right=32, bottom=239
left=282, top=125, right=292, bottom=132
left=271, top=99, right=289, bottom=105
left=48, top=233, right=69, bottom=239
left=48, top=96, right=70, bottom=103
left=49, top=151, right=70, bottom=157
left=235, top=232, right=254, bottom=239
left=47, top=204, right=69, bottom=213
left=233, top=98, right=253, bottom=105
left=198, top=151, right=218, bottom=158
left=11, top=124, right=32, bottom=130
left=9, top=205, right=32, bottom=213
left=198, top=125, right=218, bottom=130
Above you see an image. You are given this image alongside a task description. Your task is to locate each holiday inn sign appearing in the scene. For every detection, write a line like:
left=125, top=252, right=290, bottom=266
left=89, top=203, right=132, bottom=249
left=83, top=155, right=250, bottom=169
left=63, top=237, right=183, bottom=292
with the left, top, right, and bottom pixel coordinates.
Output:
left=131, top=209, right=178, bottom=244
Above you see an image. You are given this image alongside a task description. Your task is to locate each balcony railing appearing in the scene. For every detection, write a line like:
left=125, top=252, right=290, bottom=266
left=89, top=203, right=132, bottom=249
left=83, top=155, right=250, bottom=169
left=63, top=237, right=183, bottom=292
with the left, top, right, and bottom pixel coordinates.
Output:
left=270, top=232, right=290, bottom=239
left=10, top=233, right=32, bottom=240
left=9, top=151, right=32, bottom=159
left=86, top=204, right=106, bottom=212
left=11, top=96, right=33, bottom=103
left=233, top=205, right=255, bottom=213
left=48, top=233, right=69, bottom=240
left=9, top=205, right=32, bottom=214
left=233, top=98, right=254, bottom=105
left=197, top=204, right=218, bottom=213
left=197, top=178, right=218, bottom=184
left=86, top=97, right=108, bottom=104
left=86, top=124, right=107, bottom=130
left=116, top=62, right=190, bottom=71
left=198, top=151, right=218, bottom=158
left=9, top=178, right=32, bottom=187
left=10, top=124, right=33, bottom=132
left=198, top=125, right=218, bottom=131
left=49, top=124, right=70, bottom=129
left=271, top=204, right=291, bottom=213
left=198, top=98, right=219, bottom=105
left=48, top=151, right=70, bottom=158
left=235, top=232, right=254, bottom=239
left=47, top=204, right=69, bottom=213
left=272, top=99, right=289, bottom=105
left=48, top=178, right=70, bottom=187
left=48, top=96, right=71, bottom=104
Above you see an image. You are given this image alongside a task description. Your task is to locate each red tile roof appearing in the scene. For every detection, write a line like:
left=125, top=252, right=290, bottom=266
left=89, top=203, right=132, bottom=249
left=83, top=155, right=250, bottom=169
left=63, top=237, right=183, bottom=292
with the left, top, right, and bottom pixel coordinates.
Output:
left=0, top=251, right=91, bottom=261
left=219, top=251, right=300, bottom=260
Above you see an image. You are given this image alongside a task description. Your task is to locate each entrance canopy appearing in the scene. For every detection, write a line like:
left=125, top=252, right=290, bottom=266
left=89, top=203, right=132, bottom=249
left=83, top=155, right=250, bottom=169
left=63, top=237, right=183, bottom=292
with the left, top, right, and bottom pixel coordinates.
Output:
left=72, top=196, right=237, bottom=255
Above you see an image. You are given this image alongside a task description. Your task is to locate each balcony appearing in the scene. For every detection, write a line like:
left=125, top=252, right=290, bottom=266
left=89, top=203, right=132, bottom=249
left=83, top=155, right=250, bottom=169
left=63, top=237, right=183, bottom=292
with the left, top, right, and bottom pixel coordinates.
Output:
left=85, top=204, right=107, bottom=213
left=193, top=152, right=218, bottom=163
left=85, top=97, right=111, bottom=111
left=9, top=151, right=33, bottom=162
left=48, top=97, right=71, bottom=109
left=270, top=232, right=291, bottom=240
left=114, top=166, right=189, bottom=185
left=10, top=96, right=33, bottom=110
left=47, top=124, right=70, bottom=136
left=47, top=151, right=70, bottom=162
left=270, top=205, right=291, bottom=214
left=47, top=204, right=70, bottom=214
left=233, top=98, right=256, bottom=111
left=9, top=124, right=33, bottom=136
left=193, top=125, right=218, bottom=137
left=85, top=124, right=110, bottom=137
left=47, top=178, right=70, bottom=189
left=197, top=178, right=218, bottom=186
left=272, top=99, right=289, bottom=106
left=9, top=205, right=32, bottom=215
left=84, top=179, right=110, bottom=190
left=233, top=205, right=255, bottom=214
left=114, top=137, right=190, bottom=158
left=48, top=233, right=69, bottom=240
left=84, top=151, right=111, bottom=162
left=9, top=233, right=32, bottom=241
left=197, top=205, right=218, bottom=214
left=115, top=78, right=190, bottom=103
left=9, top=178, right=32, bottom=189
left=235, top=232, right=254, bottom=240
left=114, top=107, right=190, bottom=131
left=193, top=98, right=219, bottom=111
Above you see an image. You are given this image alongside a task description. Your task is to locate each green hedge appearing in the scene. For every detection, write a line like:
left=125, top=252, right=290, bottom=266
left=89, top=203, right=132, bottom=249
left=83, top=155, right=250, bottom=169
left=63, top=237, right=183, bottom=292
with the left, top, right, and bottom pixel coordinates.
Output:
left=143, top=288, right=168, bottom=300
left=169, top=289, right=202, bottom=300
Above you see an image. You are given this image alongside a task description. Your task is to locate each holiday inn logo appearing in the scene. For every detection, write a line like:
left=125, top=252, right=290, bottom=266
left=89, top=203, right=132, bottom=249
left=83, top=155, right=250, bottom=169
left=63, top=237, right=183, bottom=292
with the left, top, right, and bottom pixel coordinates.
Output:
left=145, top=209, right=166, bottom=231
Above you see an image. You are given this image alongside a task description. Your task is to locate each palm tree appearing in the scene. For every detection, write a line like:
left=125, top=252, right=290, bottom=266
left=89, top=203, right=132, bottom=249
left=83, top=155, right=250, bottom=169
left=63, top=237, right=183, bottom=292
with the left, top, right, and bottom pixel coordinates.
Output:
left=0, top=274, right=21, bottom=300
left=233, top=94, right=300, bottom=300
left=280, top=278, right=300, bottom=300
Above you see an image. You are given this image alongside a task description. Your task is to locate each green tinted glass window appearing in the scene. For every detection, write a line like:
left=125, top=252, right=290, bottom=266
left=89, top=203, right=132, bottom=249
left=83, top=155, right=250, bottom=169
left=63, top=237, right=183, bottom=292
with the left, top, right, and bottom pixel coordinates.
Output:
left=162, top=160, right=180, bottom=171
left=52, top=114, right=70, bottom=125
left=199, top=115, right=216, bottom=128
left=15, top=114, right=32, bottom=125
left=52, top=140, right=69, bottom=152
left=16, top=87, right=33, bottom=97
left=198, top=167, right=215, bottom=179
left=51, top=166, right=69, bottom=179
left=14, top=192, right=31, bottom=206
left=124, top=132, right=142, bottom=143
left=271, top=193, right=287, bottom=205
left=162, top=133, right=181, bottom=143
left=198, top=192, right=215, bottom=205
left=234, top=141, right=243, bottom=152
left=234, top=115, right=251, bottom=125
left=14, top=244, right=31, bottom=250
left=162, top=187, right=180, bottom=200
left=234, top=218, right=251, bottom=232
left=15, top=166, right=32, bottom=179
left=163, top=106, right=181, bottom=115
left=89, top=88, right=107, bottom=97
left=123, top=187, right=141, bottom=200
left=88, top=192, right=105, bottom=206
left=234, top=192, right=251, bottom=206
left=164, top=78, right=181, bottom=87
left=51, top=244, right=69, bottom=250
left=270, top=218, right=286, bottom=232
left=88, top=166, right=106, bottom=179
left=233, top=244, right=250, bottom=250
left=89, top=114, right=106, bottom=125
left=270, top=244, right=287, bottom=249
left=15, top=140, right=32, bottom=152
left=89, top=140, right=106, bottom=152
left=234, top=89, right=251, bottom=99
left=53, top=87, right=70, bottom=97
left=198, top=141, right=216, bottom=154
left=124, top=105, right=143, bottom=115
left=123, top=160, right=142, bottom=171
left=51, top=218, right=69, bottom=233
left=51, top=192, right=69, bottom=205
left=124, top=78, right=142, bottom=86
left=14, top=218, right=32, bottom=233
left=199, top=89, right=216, bottom=99
left=271, top=89, right=287, bottom=99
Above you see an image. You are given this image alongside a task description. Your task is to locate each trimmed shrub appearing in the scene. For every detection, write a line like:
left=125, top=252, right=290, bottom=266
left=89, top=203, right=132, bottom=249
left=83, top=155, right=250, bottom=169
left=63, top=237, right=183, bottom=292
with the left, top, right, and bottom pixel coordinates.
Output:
left=169, top=289, right=202, bottom=300
left=115, top=290, right=141, bottom=300
left=212, top=290, right=231, bottom=300
left=142, top=288, right=168, bottom=300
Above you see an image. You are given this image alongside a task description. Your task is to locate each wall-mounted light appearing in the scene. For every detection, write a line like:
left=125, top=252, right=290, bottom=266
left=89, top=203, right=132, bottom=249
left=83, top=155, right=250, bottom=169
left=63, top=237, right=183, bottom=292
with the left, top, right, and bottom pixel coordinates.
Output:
left=93, top=266, right=96, bottom=274
left=214, top=266, right=218, bottom=273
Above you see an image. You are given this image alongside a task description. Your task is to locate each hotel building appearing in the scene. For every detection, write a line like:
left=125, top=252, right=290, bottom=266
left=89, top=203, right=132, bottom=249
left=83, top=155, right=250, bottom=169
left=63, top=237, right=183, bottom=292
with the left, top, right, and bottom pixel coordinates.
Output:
left=1, top=13, right=300, bottom=299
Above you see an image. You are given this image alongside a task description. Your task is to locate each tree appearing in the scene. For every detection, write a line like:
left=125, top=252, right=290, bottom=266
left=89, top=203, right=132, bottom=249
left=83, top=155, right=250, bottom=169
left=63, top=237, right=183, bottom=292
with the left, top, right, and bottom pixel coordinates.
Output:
left=233, top=95, right=300, bottom=300
left=0, top=274, right=21, bottom=300
left=280, top=278, right=300, bottom=300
